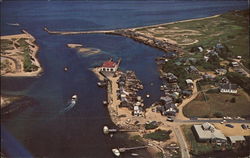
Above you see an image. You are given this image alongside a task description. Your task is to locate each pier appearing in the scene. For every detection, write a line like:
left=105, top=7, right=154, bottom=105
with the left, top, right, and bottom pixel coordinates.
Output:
left=112, top=145, right=149, bottom=157
left=103, top=126, right=137, bottom=135
left=44, top=27, right=115, bottom=35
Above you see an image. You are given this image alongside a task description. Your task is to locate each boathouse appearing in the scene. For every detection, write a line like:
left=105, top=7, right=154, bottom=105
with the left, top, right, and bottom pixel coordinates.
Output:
left=101, top=59, right=118, bottom=72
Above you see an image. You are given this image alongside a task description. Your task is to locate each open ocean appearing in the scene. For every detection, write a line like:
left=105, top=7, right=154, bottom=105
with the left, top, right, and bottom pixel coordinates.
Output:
left=1, top=1, right=248, bottom=158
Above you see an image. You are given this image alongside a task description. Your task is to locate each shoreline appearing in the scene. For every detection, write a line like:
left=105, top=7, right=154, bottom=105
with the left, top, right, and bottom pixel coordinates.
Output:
left=1, top=30, right=43, bottom=77
left=91, top=68, right=179, bottom=157
left=44, top=14, right=221, bottom=55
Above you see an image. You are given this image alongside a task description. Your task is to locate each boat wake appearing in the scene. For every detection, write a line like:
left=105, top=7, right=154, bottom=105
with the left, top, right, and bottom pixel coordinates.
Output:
left=62, top=101, right=76, bottom=112
left=60, top=95, right=77, bottom=113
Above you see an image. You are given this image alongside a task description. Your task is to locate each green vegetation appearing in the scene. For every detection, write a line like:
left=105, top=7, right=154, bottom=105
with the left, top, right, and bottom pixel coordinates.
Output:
left=226, top=72, right=250, bottom=95
left=155, top=152, right=164, bottom=158
left=23, top=50, right=38, bottom=72
left=17, top=38, right=29, bottom=48
left=129, top=135, right=143, bottom=142
left=183, top=89, right=250, bottom=118
left=163, top=60, right=199, bottom=89
left=0, top=39, right=14, bottom=51
left=143, top=129, right=172, bottom=141
left=137, top=9, right=250, bottom=69
left=181, top=125, right=214, bottom=155
left=144, top=121, right=159, bottom=130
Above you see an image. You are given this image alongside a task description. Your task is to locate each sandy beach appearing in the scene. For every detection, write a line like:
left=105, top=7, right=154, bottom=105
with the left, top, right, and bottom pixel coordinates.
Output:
left=1, top=30, right=42, bottom=77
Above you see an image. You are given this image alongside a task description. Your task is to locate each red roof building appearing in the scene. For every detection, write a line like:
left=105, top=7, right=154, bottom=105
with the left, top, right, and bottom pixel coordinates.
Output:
left=101, top=59, right=118, bottom=72
left=102, top=61, right=116, bottom=68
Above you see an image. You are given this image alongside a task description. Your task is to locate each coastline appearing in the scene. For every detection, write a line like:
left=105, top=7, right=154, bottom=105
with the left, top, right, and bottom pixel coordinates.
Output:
left=44, top=14, right=221, bottom=55
left=91, top=68, right=179, bottom=157
left=1, top=30, right=43, bottom=77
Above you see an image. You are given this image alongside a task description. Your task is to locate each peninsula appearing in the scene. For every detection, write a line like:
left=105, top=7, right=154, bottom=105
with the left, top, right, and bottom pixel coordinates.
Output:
left=45, top=9, right=250, bottom=158
left=0, top=30, right=42, bottom=77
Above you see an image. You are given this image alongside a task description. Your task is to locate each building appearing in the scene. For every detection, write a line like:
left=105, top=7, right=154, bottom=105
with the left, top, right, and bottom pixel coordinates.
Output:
left=231, top=61, right=239, bottom=67
left=186, top=79, right=194, bottom=86
left=228, top=136, right=246, bottom=145
left=220, top=83, right=238, bottom=94
left=100, top=59, right=118, bottom=72
left=185, top=65, right=199, bottom=74
left=192, top=123, right=227, bottom=143
left=215, top=69, right=227, bottom=75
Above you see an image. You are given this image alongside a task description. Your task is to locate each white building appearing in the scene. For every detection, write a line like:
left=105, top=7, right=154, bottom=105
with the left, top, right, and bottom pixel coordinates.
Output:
left=220, top=83, right=237, bottom=94
left=228, top=136, right=245, bottom=145
left=100, top=60, right=118, bottom=72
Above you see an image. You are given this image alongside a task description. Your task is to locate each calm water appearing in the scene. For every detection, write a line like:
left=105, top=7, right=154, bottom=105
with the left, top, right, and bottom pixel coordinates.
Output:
left=1, top=1, right=248, bottom=158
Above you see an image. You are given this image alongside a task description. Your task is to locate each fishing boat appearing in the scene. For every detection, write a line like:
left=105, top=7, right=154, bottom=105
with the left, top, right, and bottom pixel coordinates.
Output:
left=112, top=149, right=120, bottom=157
left=7, top=23, right=20, bottom=26
left=71, top=95, right=78, bottom=103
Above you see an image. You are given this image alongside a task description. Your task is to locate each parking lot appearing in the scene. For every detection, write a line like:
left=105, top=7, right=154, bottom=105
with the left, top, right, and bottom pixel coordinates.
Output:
left=214, top=123, right=250, bottom=136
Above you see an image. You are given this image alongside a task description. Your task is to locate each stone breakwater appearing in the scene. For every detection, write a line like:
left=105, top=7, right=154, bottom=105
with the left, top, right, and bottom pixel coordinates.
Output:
left=110, top=29, right=185, bottom=55
left=44, top=27, right=184, bottom=55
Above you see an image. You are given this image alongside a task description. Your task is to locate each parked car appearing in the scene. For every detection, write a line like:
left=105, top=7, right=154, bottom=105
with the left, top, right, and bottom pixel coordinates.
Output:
left=190, top=117, right=198, bottom=120
left=166, top=117, right=174, bottom=122
left=241, top=124, right=247, bottom=130
left=225, top=124, right=234, bottom=128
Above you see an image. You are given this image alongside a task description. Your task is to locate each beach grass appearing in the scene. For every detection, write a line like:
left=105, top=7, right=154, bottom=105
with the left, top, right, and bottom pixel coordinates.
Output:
left=183, top=89, right=250, bottom=118
left=181, top=125, right=214, bottom=155
left=135, top=9, right=249, bottom=69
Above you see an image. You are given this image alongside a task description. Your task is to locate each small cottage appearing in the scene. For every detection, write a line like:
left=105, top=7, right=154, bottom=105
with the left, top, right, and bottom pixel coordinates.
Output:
left=220, top=83, right=237, bottom=94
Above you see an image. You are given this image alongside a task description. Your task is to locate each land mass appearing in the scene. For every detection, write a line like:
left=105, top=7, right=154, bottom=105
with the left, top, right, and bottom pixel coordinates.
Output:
left=45, top=9, right=250, bottom=158
left=0, top=30, right=42, bottom=77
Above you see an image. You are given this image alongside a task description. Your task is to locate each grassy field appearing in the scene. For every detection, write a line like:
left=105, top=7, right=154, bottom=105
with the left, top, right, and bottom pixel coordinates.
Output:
left=1, top=37, right=38, bottom=73
left=181, top=125, right=214, bottom=155
left=135, top=9, right=249, bottom=69
left=183, top=89, right=250, bottom=118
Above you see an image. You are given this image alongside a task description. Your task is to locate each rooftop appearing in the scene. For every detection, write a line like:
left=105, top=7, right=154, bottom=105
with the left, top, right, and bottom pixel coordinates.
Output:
left=228, top=136, right=245, bottom=144
left=193, top=123, right=227, bottom=141
left=102, top=60, right=117, bottom=68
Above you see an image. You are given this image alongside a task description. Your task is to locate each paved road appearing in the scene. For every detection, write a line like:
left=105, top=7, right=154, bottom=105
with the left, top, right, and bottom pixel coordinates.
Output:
left=175, top=119, right=250, bottom=124
left=173, top=126, right=190, bottom=158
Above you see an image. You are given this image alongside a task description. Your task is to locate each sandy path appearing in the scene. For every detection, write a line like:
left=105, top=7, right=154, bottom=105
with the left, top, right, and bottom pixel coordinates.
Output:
left=1, top=30, right=42, bottom=77
left=175, top=78, right=202, bottom=120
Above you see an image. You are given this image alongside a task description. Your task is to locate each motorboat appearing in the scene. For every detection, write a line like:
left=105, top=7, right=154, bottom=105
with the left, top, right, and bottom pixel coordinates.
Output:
left=71, top=95, right=78, bottom=103
left=112, top=148, right=120, bottom=157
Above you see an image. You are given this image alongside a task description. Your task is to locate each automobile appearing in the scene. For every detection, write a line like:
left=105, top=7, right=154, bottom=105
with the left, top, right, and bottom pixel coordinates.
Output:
left=220, top=120, right=227, bottom=124
left=241, top=124, right=247, bottom=130
left=223, top=116, right=232, bottom=120
left=225, top=124, right=234, bottom=128
left=190, top=117, right=198, bottom=120
left=166, top=117, right=174, bottom=122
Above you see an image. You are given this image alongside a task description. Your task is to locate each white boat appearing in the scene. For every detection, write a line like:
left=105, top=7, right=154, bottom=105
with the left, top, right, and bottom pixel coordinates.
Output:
left=7, top=23, right=20, bottom=26
left=71, top=95, right=78, bottom=103
left=112, top=148, right=120, bottom=157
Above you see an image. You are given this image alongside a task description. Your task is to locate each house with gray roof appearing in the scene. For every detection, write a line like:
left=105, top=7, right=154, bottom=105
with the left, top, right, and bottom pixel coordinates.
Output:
left=192, top=123, right=227, bottom=143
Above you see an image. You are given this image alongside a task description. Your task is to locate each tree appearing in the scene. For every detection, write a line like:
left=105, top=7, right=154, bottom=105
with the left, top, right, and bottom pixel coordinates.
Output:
left=230, top=97, right=236, bottom=103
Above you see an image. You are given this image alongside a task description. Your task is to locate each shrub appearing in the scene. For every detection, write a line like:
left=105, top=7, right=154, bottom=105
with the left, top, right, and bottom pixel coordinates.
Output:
left=213, top=112, right=223, bottom=118
left=230, top=97, right=236, bottom=103
left=143, top=129, right=172, bottom=141
left=145, top=121, right=159, bottom=130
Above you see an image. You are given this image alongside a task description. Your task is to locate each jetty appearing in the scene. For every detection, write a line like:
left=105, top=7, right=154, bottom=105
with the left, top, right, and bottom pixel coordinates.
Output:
left=112, top=145, right=149, bottom=157
left=44, top=27, right=114, bottom=35
left=103, top=126, right=137, bottom=135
